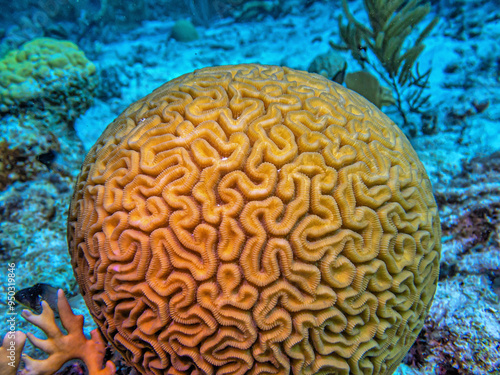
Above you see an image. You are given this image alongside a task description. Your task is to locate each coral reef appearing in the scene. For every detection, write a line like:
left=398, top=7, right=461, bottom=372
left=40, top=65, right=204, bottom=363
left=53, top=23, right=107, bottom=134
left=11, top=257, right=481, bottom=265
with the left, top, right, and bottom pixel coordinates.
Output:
left=232, top=0, right=283, bottom=22
left=0, top=38, right=97, bottom=121
left=0, top=290, right=115, bottom=375
left=0, top=107, right=86, bottom=266
left=182, top=0, right=219, bottom=26
left=344, top=71, right=395, bottom=109
left=406, top=149, right=500, bottom=374
left=307, top=49, right=347, bottom=83
left=0, top=36, right=96, bottom=267
left=331, top=0, right=439, bottom=134
left=0, top=0, right=498, bottom=373
left=0, top=331, right=26, bottom=375
left=0, top=121, right=60, bottom=191
left=183, top=0, right=297, bottom=26
left=68, top=64, right=441, bottom=375
left=95, top=64, right=126, bottom=101
left=170, top=20, right=199, bottom=42
left=420, top=275, right=500, bottom=374
left=0, top=100, right=88, bottom=354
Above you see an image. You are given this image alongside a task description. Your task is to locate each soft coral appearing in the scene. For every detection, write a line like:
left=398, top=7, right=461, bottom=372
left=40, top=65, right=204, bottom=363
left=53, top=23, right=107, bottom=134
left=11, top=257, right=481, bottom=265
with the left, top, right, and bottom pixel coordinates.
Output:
left=0, top=289, right=115, bottom=375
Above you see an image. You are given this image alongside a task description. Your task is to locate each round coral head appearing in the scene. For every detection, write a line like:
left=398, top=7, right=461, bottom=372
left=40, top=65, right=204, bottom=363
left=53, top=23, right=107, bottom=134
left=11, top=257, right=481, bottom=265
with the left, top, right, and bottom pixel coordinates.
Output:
left=68, top=64, right=441, bottom=375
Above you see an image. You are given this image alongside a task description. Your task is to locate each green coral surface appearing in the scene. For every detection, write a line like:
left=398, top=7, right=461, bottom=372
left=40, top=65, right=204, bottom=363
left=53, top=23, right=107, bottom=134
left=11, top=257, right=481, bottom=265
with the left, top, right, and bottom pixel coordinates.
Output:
left=0, top=37, right=97, bottom=107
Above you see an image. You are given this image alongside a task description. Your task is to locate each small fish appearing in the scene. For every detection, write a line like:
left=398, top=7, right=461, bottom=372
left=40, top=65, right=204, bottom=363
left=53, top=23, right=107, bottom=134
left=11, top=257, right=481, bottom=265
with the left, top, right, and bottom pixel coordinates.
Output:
left=14, top=283, right=59, bottom=315
left=36, top=149, right=58, bottom=170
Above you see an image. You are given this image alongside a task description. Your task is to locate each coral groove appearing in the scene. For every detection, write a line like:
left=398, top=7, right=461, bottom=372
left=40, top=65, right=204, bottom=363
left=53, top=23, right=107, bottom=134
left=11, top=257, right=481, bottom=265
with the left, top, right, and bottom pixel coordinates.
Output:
left=68, top=64, right=441, bottom=375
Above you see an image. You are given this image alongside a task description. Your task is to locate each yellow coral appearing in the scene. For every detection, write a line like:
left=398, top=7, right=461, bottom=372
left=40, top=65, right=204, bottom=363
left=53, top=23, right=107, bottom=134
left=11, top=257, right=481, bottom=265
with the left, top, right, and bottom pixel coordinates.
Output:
left=68, top=64, right=441, bottom=375
left=0, top=38, right=96, bottom=106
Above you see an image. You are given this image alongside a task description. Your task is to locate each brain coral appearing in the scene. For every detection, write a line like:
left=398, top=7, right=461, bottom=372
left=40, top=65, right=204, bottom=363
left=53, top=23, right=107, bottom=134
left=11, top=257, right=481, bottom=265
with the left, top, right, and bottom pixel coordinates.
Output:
left=0, top=37, right=97, bottom=113
left=67, top=64, right=441, bottom=375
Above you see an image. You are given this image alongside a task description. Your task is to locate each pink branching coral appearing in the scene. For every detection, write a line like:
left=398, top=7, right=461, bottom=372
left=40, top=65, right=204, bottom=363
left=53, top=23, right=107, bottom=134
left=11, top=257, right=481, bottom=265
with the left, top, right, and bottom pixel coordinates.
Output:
left=0, top=289, right=116, bottom=375
left=0, top=331, right=26, bottom=375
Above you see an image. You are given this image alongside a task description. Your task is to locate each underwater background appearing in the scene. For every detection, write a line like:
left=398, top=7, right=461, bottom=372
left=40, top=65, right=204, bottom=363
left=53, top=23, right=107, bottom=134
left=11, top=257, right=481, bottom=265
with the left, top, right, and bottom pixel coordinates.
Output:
left=0, top=0, right=499, bottom=374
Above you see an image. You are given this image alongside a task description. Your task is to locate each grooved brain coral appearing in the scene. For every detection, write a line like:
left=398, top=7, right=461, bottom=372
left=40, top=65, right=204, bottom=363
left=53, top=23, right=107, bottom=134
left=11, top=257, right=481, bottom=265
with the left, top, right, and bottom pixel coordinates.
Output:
left=67, top=64, right=441, bottom=375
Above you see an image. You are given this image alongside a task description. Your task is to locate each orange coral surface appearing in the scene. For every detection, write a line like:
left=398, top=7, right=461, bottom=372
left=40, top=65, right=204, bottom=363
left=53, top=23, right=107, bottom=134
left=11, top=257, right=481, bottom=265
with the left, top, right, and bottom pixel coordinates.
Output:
left=67, top=64, right=441, bottom=375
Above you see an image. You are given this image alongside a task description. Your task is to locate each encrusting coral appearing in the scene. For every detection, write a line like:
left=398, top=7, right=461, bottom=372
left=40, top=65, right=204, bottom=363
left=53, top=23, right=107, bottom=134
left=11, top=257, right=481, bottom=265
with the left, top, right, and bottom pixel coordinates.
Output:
left=0, top=289, right=115, bottom=375
left=0, top=37, right=97, bottom=118
left=67, top=64, right=441, bottom=375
